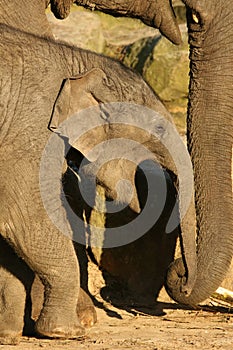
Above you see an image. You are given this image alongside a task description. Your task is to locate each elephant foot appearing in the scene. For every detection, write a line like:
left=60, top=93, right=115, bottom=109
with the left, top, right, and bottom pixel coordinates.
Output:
left=35, top=314, right=85, bottom=339
left=0, top=318, right=23, bottom=345
left=31, top=276, right=96, bottom=334
left=77, top=289, right=97, bottom=328
left=0, top=268, right=25, bottom=344
left=77, top=305, right=97, bottom=328
left=0, top=331, right=22, bottom=345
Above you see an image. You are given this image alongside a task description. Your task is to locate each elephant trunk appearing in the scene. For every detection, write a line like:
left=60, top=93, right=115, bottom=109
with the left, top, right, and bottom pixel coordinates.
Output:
left=75, top=0, right=182, bottom=44
left=166, top=33, right=233, bottom=305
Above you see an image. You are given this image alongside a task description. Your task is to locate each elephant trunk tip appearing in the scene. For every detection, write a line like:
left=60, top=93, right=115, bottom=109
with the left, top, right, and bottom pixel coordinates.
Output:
left=165, top=258, right=197, bottom=306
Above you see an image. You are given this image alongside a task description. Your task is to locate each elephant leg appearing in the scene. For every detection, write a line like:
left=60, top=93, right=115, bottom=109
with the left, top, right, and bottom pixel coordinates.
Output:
left=0, top=157, right=87, bottom=339
left=29, top=234, right=85, bottom=339
left=0, top=267, right=25, bottom=344
left=1, top=213, right=85, bottom=338
left=0, top=235, right=35, bottom=342
left=31, top=275, right=97, bottom=329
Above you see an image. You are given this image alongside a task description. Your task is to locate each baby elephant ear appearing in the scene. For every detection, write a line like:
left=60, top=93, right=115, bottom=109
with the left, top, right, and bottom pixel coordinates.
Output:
left=50, top=68, right=110, bottom=131
left=49, top=79, right=71, bottom=131
left=68, top=68, right=108, bottom=112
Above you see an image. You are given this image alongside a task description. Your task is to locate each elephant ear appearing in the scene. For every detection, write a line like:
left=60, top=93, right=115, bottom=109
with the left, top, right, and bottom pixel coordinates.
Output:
left=49, top=78, right=71, bottom=131
left=49, top=68, right=112, bottom=132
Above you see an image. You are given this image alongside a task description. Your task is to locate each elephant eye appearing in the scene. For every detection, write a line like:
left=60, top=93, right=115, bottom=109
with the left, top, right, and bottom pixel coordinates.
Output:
left=191, top=11, right=201, bottom=24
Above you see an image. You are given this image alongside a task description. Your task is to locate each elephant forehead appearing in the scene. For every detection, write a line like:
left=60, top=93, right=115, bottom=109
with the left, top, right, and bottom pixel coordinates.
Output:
left=71, top=124, right=161, bottom=161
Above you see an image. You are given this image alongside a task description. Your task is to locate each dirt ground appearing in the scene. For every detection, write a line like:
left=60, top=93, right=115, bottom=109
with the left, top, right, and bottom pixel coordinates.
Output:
left=3, top=295, right=233, bottom=350
left=2, top=312, right=232, bottom=350
left=2, top=262, right=233, bottom=350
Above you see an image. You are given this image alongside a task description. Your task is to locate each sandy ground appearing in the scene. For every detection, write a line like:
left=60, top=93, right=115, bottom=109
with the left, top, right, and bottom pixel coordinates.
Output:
left=3, top=297, right=233, bottom=350
left=2, top=262, right=233, bottom=350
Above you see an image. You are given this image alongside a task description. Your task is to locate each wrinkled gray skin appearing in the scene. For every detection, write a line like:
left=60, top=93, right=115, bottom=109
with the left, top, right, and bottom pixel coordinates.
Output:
left=165, top=0, right=233, bottom=306
left=0, top=0, right=189, bottom=341
left=0, top=236, right=97, bottom=340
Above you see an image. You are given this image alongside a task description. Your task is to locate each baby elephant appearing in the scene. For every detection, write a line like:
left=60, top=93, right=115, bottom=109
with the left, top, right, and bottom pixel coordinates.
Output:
left=1, top=21, right=192, bottom=344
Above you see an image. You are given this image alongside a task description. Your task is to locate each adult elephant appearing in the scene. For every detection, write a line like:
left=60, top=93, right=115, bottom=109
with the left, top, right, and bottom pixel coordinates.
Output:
left=0, top=0, right=192, bottom=341
left=165, top=0, right=233, bottom=305
left=48, top=0, right=233, bottom=305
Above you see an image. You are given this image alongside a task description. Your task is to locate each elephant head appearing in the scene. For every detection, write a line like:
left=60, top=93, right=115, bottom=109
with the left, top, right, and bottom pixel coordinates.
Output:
left=49, top=67, right=197, bottom=288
